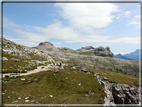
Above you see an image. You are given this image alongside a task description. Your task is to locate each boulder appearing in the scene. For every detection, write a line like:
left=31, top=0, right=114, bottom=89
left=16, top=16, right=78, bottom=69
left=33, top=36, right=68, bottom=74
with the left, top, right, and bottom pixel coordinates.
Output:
left=96, top=73, right=101, bottom=84
left=12, top=58, right=20, bottom=62
left=1, top=57, right=8, bottom=61
left=103, top=77, right=109, bottom=81
left=71, top=66, right=76, bottom=70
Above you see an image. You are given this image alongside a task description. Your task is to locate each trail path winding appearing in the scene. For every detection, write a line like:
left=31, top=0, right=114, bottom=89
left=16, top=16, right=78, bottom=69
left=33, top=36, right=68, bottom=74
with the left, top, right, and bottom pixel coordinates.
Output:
left=2, top=64, right=61, bottom=78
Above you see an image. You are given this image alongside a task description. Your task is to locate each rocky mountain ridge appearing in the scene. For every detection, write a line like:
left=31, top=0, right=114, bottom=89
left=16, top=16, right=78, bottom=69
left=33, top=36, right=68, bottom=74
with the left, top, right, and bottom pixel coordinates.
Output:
left=1, top=37, right=140, bottom=105
left=2, top=38, right=139, bottom=77
left=124, top=49, right=140, bottom=60
left=76, top=46, right=114, bottom=57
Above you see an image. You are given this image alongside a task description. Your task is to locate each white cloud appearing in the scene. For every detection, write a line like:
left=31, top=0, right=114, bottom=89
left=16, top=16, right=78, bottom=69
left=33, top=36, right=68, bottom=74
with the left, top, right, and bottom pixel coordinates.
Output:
left=3, top=17, right=140, bottom=47
left=125, top=11, right=130, bottom=17
left=52, top=42, right=62, bottom=45
left=129, top=15, right=140, bottom=26
left=55, top=3, right=119, bottom=31
left=14, top=23, right=140, bottom=45
left=108, top=37, right=140, bottom=44
left=3, top=17, right=20, bottom=29
left=116, top=13, right=123, bottom=20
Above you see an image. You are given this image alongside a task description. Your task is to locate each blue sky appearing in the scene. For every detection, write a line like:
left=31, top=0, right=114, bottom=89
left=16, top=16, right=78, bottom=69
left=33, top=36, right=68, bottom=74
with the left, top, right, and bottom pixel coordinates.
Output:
left=3, top=2, right=140, bottom=55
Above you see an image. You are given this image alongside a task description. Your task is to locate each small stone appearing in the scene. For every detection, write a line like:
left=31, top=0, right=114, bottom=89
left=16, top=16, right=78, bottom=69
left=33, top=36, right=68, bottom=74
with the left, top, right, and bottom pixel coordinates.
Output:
left=2, top=57, right=8, bottom=61
left=103, top=77, right=109, bottom=81
left=85, top=94, right=89, bottom=96
left=7, top=96, right=11, bottom=98
left=91, top=92, right=94, bottom=95
left=12, top=58, right=20, bottom=62
left=50, top=95, right=53, bottom=98
left=25, top=97, right=29, bottom=99
left=21, top=78, right=25, bottom=81
left=25, top=100, right=30, bottom=102
left=18, top=97, right=21, bottom=99
left=78, top=83, right=81, bottom=86
left=31, top=100, right=34, bottom=102
left=12, top=100, right=18, bottom=103
left=71, top=66, right=76, bottom=69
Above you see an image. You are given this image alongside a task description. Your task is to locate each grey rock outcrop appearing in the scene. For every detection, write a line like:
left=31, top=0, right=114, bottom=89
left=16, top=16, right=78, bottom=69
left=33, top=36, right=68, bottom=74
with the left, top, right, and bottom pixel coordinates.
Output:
left=12, top=58, right=20, bottom=62
left=36, top=41, right=59, bottom=51
left=96, top=73, right=140, bottom=105
left=94, top=46, right=114, bottom=57
left=1, top=57, right=8, bottom=61
left=103, top=77, right=109, bottom=81
left=58, top=47, right=76, bottom=53
left=112, top=83, right=139, bottom=104
left=76, top=46, right=95, bottom=53
left=96, top=73, right=102, bottom=84
left=77, top=46, right=114, bottom=57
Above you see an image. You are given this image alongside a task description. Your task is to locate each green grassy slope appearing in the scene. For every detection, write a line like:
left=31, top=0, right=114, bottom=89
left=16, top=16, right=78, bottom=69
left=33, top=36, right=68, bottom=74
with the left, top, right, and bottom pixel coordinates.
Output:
left=86, top=68, right=139, bottom=87
left=2, top=51, right=48, bottom=73
left=2, top=66, right=106, bottom=104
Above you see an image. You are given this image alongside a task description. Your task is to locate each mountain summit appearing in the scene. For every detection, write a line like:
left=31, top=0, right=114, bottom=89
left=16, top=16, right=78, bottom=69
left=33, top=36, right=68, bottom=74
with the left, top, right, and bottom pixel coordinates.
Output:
left=77, top=46, right=114, bottom=57
left=114, top=53, right=132, bottom=60
left=124, top=49, right=140, bottom=60
left=36, top=41, right=59, bottom=51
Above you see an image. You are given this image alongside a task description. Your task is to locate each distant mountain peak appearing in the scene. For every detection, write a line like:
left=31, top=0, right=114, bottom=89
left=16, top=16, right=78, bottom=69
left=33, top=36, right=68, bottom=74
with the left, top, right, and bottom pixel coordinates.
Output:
left=123, top=49, right=140, bottom=60
left=114, top=53, right=132, bottom=60
left=36, top=41, right=59, bottom=51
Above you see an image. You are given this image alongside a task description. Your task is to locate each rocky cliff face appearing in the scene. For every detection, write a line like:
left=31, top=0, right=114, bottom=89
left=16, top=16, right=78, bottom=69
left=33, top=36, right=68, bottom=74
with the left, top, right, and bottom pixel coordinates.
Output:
left=77, top=46, right=114, bottom=57
left=36, top=41, right=59, bottom=51
left=95, top=73, right=139, bottom=105
left=94, top=46, right=114, bottom=57
left=70, top=67, right=140, bottom=105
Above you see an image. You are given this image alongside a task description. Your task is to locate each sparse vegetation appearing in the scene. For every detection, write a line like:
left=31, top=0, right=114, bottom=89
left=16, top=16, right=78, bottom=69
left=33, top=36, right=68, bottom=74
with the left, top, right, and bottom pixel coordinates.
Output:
left=2, top=50, right=48, bottom=73
left=2, top=37, right=140, bottom=104
left=86, top=68, right=139, bottom=87
left=2, top=66, right=106, bottom=104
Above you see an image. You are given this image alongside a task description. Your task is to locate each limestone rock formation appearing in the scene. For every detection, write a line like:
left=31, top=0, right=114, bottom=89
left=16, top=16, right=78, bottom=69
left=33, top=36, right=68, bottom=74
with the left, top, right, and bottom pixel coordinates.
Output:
left=58, top=47, right=76, bottom=53
left=112, top=83, right=139, bottom=104
left=95, top=73, right=139, bottom=105
left=1, top=57, right=8, bottom=61
left=36, top=41, right=59, bottom=51
left=94, top=46, right=114, bottom=57
left=76, top=46, right=95, bottom=53
left=77, top=46, right=114, bottom=57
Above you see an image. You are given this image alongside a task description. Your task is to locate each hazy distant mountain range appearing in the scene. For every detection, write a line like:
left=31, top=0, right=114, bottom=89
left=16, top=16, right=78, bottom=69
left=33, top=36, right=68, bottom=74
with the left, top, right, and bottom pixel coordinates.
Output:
left=114, top=49, right=140, bottom=60
left=114, top=53, right=132, bottom=60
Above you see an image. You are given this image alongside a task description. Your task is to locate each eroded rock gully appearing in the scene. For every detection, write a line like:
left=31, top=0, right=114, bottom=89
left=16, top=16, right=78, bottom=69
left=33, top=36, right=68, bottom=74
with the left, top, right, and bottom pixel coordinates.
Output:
left=96, top=73, right=140, bottom=105
left=71, top=66, right=140, bottom=105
